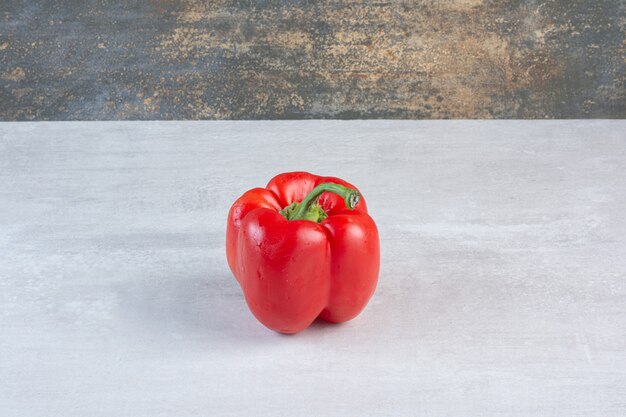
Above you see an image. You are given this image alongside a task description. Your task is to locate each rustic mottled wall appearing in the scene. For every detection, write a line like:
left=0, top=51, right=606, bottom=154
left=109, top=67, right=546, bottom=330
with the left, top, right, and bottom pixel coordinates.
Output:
left=0, top=0, right=624, bottom=120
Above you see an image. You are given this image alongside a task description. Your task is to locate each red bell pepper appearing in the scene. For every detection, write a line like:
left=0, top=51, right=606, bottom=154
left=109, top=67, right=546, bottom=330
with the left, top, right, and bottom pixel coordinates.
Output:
left=226, top=172, right=380, bottom=334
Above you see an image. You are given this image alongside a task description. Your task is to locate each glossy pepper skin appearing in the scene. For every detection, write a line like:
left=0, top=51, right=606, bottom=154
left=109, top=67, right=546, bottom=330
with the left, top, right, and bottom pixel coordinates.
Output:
left=226, top=172, right=380, bottom=334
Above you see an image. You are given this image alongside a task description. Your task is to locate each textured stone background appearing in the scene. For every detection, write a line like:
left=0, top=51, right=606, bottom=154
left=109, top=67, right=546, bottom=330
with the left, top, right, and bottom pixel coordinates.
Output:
left=0, top=0, right=624, bottom=120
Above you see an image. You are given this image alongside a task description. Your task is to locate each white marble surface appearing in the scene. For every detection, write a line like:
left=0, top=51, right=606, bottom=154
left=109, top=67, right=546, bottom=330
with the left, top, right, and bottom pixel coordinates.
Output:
left=1, top=121, right=625, bottom=416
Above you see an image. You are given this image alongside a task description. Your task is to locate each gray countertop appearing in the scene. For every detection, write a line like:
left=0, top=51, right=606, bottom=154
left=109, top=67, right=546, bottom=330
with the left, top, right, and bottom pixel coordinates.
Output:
left=1, top=121, right=625, bottom=416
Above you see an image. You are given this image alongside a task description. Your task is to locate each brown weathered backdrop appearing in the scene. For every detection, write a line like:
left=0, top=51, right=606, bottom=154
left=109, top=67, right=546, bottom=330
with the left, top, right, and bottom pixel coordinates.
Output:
left=0, top=0, right=624, bottom=120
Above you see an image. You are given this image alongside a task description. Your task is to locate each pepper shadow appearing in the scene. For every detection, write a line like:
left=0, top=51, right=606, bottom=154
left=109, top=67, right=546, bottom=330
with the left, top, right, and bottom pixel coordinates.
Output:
left=115, top=271, right=280, bottom=346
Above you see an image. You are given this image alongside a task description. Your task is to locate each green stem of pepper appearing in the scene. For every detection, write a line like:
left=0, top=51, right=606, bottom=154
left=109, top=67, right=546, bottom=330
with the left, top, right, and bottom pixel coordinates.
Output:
left=282, top=182, right=361, bottom=222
